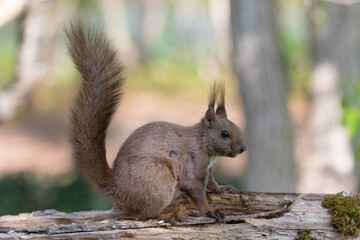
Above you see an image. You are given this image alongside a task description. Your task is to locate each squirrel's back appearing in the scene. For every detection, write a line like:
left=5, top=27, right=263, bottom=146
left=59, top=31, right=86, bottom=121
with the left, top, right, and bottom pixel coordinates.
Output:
left=66, top=21, right=124, bottom=195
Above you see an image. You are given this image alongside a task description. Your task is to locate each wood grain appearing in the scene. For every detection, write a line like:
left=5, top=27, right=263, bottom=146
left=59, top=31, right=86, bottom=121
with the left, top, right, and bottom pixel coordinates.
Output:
left=0, top=192, right=354, bottom=239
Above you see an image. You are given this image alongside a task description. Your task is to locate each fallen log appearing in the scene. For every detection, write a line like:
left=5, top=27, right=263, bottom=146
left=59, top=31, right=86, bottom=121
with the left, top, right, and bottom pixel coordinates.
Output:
left=0, top=192, right=354, bottom=239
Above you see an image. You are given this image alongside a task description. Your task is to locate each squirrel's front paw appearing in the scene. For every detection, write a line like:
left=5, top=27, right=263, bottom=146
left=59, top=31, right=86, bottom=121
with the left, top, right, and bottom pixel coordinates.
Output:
left=206, top=209, right=225, bottom=223
left=218, top=185, right=240, bottom=194
left=158, top=212, right=186, bottom=226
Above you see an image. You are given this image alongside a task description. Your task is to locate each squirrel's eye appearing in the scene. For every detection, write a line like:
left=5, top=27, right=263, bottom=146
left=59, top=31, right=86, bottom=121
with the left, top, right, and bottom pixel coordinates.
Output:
left=221, top=130, right=230, bottom=138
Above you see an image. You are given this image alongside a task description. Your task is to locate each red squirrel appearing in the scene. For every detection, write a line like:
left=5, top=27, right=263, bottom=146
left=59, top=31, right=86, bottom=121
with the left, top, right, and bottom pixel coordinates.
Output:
left=66, top=21, right=246, bottom=223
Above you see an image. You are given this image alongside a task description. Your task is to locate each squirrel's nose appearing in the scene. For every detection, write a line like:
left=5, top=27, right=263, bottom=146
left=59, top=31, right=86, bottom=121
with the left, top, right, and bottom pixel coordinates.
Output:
left=240, top=144, right=247, bottom=153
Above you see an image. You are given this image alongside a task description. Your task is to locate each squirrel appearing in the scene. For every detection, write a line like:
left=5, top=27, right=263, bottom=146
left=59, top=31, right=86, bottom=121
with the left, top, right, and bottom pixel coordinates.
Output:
left=66, top=21, right=246, bottom=223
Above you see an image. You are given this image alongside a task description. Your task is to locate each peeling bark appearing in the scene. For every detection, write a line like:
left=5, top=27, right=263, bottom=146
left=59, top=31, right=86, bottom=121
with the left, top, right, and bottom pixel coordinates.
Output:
left=0, top=192, right=352, bottom=239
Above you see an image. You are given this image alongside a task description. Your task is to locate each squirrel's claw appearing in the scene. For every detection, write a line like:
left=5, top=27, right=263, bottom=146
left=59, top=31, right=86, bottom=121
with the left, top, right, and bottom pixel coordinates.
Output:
left=158, top=213, right=185, bottom=226
left=218, top=185, right=240, bottom=194
left=206, top=209, right=225, bottom=223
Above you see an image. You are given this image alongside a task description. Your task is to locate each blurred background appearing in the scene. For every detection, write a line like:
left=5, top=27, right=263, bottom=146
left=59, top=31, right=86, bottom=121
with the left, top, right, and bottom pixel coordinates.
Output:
left=0, top=0, right=359, bottom=216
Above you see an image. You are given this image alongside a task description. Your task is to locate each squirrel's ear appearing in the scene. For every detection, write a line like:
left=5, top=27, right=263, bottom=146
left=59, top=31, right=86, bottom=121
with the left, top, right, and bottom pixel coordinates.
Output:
left=204, top=107, right=216, bottom=128
left=216, top=106, right=227, bottom=119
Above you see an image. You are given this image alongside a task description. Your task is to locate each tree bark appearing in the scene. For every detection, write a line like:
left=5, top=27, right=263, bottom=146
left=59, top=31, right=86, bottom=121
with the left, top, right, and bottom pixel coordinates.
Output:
left=230, top=0, right=295, bottom=192
left=0, top=192, right=349, bottom=239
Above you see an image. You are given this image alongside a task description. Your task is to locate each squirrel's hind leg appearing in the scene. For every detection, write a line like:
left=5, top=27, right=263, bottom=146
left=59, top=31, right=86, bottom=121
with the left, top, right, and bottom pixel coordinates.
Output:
left=120, top=157, right=180, bottom=220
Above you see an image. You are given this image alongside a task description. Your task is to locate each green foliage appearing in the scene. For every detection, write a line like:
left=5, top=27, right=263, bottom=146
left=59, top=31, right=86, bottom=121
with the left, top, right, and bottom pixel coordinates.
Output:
left=322, top=192, right=360, bottom=236
left=294, top=230, right=317, bottom=240
left=342, top=103, right=360, bottom=139
left=0, top=21, right=19, bottom=90
left=278, top=2, right=311, bottom=95
left=0, top=172, right=111, bottom=216
left=341, top=81, right=360, bottom=161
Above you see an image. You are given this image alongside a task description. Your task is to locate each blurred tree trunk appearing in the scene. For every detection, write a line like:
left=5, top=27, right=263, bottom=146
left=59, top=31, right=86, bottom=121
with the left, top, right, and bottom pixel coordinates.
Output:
left=0, top=0, right=50, bottom=121
left=298, top=2, right=357, bottom=193
left=208, top=0, right=231, bottom=68
left=130, top=0, right=167, bottom=63
left=335, top=3, right=360, bottom=192
left=230, top=0, right=295, bottom=192
left=100, top=0, right=138, bottom=64
left=0, top=0, right=76, bottom=122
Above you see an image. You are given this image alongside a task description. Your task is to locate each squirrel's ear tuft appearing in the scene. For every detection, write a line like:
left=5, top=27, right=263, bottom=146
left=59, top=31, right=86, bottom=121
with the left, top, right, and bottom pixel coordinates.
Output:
left=215, top=81, right=227, bottom=118
left=205, top=81, right=226, bottom=126
left=204, top=107, right=216, bottom=128
left=208, top=83, right=218, bottom=110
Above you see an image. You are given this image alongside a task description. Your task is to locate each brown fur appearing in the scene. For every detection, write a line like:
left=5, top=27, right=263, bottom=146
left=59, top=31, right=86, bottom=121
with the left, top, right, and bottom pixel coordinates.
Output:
left=66, top=22, right=246, bottom=221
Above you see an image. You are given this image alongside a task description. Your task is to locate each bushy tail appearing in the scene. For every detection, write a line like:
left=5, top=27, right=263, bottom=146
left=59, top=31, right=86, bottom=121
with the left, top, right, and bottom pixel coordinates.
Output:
left=66, top=21, right=124, bottom=195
